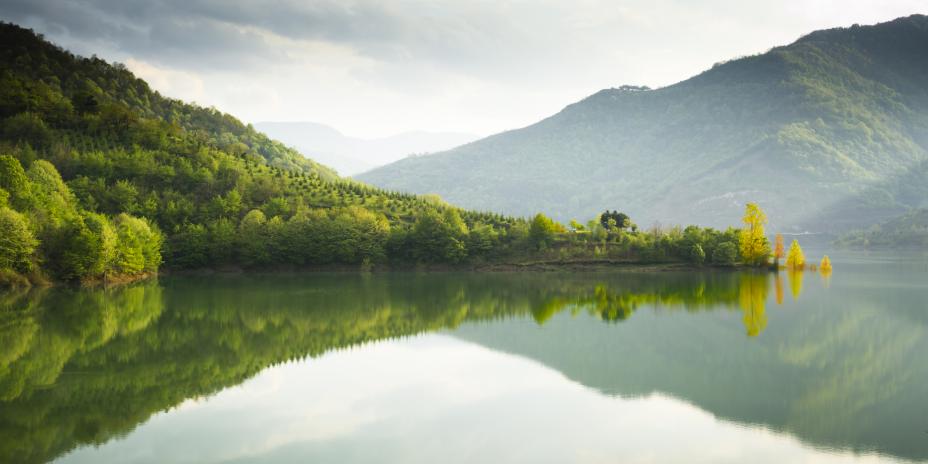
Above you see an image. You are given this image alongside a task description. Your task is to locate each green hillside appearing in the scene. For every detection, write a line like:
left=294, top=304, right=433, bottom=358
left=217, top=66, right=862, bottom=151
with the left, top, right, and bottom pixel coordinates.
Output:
left=359, top=15, right=928, bottom=232
left=0, top=22, right=528, bottom=284
left=836, top=208, right=928, bottom=248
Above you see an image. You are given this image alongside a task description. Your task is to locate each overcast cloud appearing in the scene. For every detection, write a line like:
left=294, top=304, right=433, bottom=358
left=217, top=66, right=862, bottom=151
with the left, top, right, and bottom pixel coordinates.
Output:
left=1, top=0, right=925, bottom=137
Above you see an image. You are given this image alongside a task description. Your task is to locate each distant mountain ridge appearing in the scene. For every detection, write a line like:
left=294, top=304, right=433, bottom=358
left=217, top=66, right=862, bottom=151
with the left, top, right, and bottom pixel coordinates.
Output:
left=255, top=121, right=478, bottom=176
left=359, top=15, right=928, bottom=232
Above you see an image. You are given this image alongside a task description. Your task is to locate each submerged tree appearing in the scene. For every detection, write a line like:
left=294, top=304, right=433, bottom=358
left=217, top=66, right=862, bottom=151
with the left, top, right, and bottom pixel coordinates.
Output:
left=739, top=203, right=771, bottom=266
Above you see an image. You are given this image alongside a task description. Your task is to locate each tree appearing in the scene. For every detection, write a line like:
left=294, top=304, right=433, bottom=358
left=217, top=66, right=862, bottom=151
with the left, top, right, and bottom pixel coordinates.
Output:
left=786, top=240, right=805, bottom=269
left=0, top=207, right=37, bottom=273
left=466, top=223, right=499, bottom=259
left=689, top=244, right=706, bottom=265
left=82, top=212, right=117, bottom=277
left=0, top=155, right=33, bottom=210
left=239, top=209, right=269, bottom=266
left=529, top=213, right=562, bottom=249
left=712, top=241, right=738, bottom=265
left=738, top=203, right=770, bottom=266
left=44, top=215, right=102, bottom=281
left=820, top=255, right=832, bottom=273
left=600, top=210, right=630, bottom=230
left=411, top=210, right=467, bottom=263
left=773, top=234, right=785, bottom=264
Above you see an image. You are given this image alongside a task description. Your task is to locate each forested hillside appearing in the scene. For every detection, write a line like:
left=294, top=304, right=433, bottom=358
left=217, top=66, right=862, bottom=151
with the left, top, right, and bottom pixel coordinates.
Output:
left=836, top=208, right=928, bottom=248
left=0, top=23, right=529, bottom=284
left=0, top=22, right=780, bottom=287
left=359, top=15, right=928, bottom=232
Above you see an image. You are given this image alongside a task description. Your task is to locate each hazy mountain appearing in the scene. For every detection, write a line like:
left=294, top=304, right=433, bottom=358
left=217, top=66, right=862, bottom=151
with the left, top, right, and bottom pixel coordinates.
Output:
left=359, top=15, right=928, bottom=232
left=836, top=207, right=928, bottom=248
left=254, top=121, right=478, bottom=176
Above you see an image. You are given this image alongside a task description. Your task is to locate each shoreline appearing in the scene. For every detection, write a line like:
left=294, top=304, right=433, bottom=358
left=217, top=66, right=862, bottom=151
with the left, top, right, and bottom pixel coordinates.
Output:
left=2, top=261, right=774, bottom=290
left=160, top=260, right=768, bottom=276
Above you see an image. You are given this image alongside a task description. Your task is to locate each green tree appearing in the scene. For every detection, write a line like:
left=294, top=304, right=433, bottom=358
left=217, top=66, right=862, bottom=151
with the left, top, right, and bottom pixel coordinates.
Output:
left=0, top=155, right=33, bottom=210
left=411, top=210, right=467, bottom=263
left=239, top=209, right=269, bottom=267
left=689, top=244, right=706, bottom=265
left=0, top=207, right=37, bottom=273
left=529, top=213, right=562, bottom=249
left=712, top=241, right=738, bottom=266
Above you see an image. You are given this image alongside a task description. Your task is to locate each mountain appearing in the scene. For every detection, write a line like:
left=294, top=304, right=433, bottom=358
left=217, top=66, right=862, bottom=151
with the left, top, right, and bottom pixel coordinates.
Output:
left=836, top=207, right=928, bottom=248
left=359, top=15, right=928, bottom=232
left=254, top=121, right=478, bottom=176
left=0, top=22, right=524, bottom=283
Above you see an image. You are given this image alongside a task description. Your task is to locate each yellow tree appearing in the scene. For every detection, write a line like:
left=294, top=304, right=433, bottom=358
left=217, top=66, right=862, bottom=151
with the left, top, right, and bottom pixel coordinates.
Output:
left=739, top=203, right=771, bottom=266
left=785, top=239, right=805, bottom=269
left=820, top=255, right=832, bottom=272
left=773, top=234, right=785, bottom=265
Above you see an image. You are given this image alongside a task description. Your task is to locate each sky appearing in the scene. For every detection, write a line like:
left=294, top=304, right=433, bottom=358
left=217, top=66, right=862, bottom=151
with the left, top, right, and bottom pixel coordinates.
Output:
left=1, top=0, right=925, bottom=138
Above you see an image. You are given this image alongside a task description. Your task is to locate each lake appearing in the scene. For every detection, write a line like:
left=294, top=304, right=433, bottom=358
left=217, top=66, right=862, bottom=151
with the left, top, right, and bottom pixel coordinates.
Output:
left=2, top=251, right=927, bottom=463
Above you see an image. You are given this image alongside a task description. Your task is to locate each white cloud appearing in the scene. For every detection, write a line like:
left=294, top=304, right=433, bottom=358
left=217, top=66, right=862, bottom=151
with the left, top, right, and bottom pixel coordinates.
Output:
left=1, top=0, right=925, bottom=137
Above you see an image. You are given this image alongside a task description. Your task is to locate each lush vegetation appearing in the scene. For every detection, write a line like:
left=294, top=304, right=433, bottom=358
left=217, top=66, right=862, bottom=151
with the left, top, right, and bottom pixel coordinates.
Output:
left=835, top=208, right=928, bottom=248
left=359, top=15, right=928, bottom=232
left=1, top=155, right=161, bottom=285
left=0, top=23, right=535, bottom=283
left=0, top=22, right=795, bottom=286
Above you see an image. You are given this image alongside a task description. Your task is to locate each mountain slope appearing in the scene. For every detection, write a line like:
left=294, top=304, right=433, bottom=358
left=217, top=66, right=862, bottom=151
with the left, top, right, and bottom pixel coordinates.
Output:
left=255, top=121, right=478, bottom=176
left=359, top=15, right=928, bottom=232
left=0, top=22, right=526, bottom=282
left=836, top=207, right=928, bottom=248
left=0, top=24, right=337, bottom=181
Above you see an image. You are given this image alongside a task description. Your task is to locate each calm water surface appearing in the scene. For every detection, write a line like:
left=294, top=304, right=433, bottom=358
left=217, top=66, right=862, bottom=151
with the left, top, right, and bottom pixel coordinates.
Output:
left=2, top=251, right=927, bottom=463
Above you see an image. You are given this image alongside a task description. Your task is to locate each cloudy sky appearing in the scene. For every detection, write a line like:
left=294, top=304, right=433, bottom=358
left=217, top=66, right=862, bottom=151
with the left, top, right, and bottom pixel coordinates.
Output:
left=1, top=0, right=924, bottom=138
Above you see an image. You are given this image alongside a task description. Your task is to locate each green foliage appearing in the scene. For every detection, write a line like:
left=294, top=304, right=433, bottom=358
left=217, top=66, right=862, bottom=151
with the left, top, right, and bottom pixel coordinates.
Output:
left=0, top=23, right=529, bottom=275
left=410, top=210, right=468, bottom=263
left=113, top=214, right=162, bottom=274
left=712, top=242, right=739, bottom=265
left=0, top=155, right=160, bottom=283
left=0, top=22, right=766, bottom=276
left=600, top=210, right=630, bottom=230
left=0, top=155, right=32, bottom=210
left=690, top=244, right=706, bottom=265
left=0, top=207, right=37, bottom=273
left=529, top=213, right=563, bottom=249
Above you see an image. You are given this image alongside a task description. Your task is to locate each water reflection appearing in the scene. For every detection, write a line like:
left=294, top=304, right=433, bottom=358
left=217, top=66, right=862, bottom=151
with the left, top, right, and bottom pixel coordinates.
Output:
left=0, top=267, right=926, bottom=463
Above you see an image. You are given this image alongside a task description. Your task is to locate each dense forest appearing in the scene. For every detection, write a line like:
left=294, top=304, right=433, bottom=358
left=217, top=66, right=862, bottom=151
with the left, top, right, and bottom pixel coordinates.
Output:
left=360, top=15, right=928, bottom=232
left=0, top=22, right=771, bottom=286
